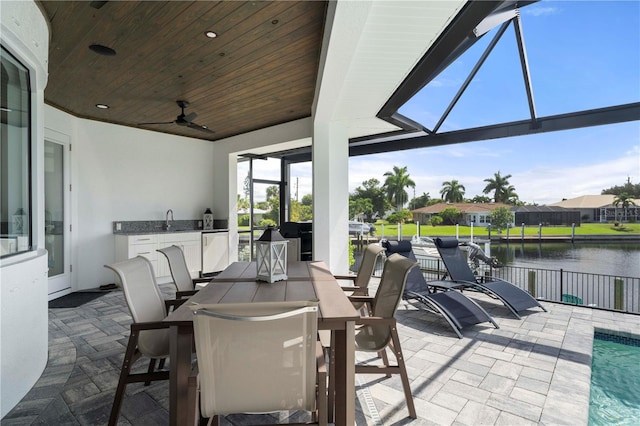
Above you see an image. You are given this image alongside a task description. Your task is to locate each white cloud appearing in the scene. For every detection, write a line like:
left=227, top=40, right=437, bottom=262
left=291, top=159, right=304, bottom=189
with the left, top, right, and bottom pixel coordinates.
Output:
left=523, top=6, right=560, bottom=17
left=514, top=150, right=640, bottom=204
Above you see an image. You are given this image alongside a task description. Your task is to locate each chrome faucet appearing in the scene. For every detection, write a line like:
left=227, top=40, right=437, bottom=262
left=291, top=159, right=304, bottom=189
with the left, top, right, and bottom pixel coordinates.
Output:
left=165, top=209, right=174, bottom=230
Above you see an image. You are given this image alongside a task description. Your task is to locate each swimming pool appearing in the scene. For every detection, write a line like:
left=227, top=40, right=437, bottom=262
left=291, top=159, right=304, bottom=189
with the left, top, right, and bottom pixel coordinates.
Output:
left=588, top=331, right=640, bottom=425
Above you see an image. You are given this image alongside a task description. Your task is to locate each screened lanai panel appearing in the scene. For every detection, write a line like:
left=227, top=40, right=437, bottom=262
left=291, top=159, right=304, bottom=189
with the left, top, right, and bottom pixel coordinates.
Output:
left=397, top=30, right=492, bottom=131
left=396, top=0, right=640, bottom=135
left=524, top=1, right=640, bottom=116
left=439, top=23, right=532, bottom=132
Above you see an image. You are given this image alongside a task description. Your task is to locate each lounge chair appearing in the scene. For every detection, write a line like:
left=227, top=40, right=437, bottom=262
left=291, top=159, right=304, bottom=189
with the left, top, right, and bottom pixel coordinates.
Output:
left=433, top=237, right=547, bottom=318
left=382, top=240, right=498, bottom=339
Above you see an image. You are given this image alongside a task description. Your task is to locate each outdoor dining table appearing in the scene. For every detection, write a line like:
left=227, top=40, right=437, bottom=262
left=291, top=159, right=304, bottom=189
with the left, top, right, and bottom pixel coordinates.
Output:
left=163, top=260, right=359, bottom=426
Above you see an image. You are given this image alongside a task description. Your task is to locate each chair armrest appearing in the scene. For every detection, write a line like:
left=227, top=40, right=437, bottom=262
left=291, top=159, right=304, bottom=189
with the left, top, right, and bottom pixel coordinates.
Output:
left=348, top=295, right=374, bottom=304
left=333, top=275, right=357, bottom=281
left=165, top=298, right=188, bottom=311
left=339, top=286, right=360, bottom=291
left=130, top=320, right=173, bottom=332
left=176, top=289, right=199, bottom=299
left=192, top=277, right=211, bottom=284
left=355, top=316, right=396, bottom=326
left=315, top=341, right=327, bottom=374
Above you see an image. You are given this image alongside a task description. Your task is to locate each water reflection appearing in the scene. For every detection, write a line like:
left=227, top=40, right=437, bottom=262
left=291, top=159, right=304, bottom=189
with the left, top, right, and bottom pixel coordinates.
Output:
left=490, top=243, right=640, bottom=278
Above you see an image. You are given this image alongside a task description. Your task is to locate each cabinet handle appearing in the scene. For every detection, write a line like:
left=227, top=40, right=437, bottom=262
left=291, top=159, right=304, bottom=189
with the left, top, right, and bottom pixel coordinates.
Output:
left=137, top=238, right=151, bottom=241
left=139, top=251, right=151, bottom=255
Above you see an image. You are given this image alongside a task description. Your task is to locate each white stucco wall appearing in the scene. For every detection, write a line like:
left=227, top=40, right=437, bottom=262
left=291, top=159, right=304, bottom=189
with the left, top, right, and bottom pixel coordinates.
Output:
left=44, top=106, right=216, bottom=290
left=0, top=0, right=50, bottom=417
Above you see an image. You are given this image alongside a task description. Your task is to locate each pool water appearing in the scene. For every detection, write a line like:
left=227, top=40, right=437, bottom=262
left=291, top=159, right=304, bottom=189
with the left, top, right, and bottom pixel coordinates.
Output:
left=588, top=332, right=640, bottom=425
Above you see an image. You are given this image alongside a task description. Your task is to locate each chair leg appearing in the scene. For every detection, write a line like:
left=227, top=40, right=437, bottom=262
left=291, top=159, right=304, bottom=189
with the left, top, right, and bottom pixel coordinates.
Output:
left=327, top=332, right=336, bottom=424
left=378, top=349, right=391, bottom=378
left=145, top=358, right=157, bottom=386
left=315, top=341, right=328, bottom=426
left=158, top=357, right=166, bottom=370
left=187, top=373, right=199, bottom=426
left=389, top=326, right=416, bottom=419
left=109, top=330, right=140, bottom=426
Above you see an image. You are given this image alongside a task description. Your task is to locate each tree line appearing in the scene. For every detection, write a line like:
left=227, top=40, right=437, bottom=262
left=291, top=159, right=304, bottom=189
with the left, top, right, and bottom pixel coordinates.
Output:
left=349, top=167, right=522, bottom=222
left=238, top=168, right=636, bottom=227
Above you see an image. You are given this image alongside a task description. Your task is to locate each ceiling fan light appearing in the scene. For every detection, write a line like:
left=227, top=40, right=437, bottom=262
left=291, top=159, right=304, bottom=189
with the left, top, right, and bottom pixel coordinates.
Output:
left=89, top=44, right=116, bottom=56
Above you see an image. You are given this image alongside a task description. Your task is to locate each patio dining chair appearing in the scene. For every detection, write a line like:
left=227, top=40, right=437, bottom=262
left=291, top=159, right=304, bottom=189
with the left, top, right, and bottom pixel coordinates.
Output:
left=348, top=253, right=419, bottom=419
left=157, top=245, right=211, bottom=298
left=104, top=256, right=186, bottom=426
left=333, top=243, right=385, bottom=314
left=190, top=300, right=327, bottom=426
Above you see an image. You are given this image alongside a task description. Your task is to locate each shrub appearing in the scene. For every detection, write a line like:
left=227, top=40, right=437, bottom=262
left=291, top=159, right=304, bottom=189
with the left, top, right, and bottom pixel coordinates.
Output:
left=238, top=214, right=250, bottom=226
left=259, top=218, right=277, bottom=228
left=430, top=215, right=443, bottom=226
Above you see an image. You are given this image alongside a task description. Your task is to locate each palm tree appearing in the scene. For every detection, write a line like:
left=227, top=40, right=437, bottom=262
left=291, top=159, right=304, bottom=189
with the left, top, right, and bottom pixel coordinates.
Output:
left=440, top=180, right=465, bottom=203
left=483, top=171, right=513, bottom=203
left=382, top=166, right=415, bottom=211
left=613, top=192, right=637, bottom=221
left=504, top=185, right=519, bottom=205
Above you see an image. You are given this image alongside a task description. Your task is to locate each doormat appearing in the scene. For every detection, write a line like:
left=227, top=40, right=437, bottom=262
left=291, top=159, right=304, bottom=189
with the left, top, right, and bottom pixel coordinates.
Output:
left=48, top=291, right=107, bottom=309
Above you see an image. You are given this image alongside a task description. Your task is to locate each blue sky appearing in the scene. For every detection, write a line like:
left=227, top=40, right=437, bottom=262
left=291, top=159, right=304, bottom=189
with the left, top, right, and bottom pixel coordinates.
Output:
left=245, top=1, right=639, bottom=207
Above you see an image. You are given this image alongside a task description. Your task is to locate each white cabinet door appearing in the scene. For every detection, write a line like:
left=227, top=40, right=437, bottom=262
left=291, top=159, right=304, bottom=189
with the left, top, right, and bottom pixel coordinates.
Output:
left=202, top=232, right=229, bottom=273
left=157, top=232, right=202, bottom=278
left=181, top=240, right=201, bottom=277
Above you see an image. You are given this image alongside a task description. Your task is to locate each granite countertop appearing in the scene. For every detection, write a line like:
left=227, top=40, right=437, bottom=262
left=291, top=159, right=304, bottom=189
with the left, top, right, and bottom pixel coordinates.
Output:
left=113, top=219, right=228, bottom=235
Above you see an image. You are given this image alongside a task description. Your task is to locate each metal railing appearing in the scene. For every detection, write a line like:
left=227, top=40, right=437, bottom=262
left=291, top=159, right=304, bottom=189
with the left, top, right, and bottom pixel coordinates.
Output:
left=353, top=250, right=640, bottom=315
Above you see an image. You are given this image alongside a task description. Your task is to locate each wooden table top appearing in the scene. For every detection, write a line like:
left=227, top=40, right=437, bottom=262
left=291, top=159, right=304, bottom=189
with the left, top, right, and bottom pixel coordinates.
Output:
left=164, top=261, right=359, bottom=326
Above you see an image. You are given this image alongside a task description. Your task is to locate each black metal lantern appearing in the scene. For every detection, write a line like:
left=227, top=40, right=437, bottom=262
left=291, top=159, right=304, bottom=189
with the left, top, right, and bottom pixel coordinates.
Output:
left=255, top=227, right=288, bottom=283
left=203, top=208, right=214, bottom=230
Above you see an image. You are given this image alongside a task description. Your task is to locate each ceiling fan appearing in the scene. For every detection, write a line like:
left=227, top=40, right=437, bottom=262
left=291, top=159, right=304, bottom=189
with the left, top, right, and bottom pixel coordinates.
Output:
left=139, top=100, right=214, bottom=133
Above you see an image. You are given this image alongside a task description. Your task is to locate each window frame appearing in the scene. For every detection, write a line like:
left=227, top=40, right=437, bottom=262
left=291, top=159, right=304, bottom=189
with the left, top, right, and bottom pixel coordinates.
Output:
left=1, top=44, right=33, bottom=259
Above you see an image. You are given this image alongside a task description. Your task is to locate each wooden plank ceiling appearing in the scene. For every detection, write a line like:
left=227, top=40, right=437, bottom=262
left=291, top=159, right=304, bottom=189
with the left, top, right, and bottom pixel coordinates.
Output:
left=38, top=0, right=327, bottom=141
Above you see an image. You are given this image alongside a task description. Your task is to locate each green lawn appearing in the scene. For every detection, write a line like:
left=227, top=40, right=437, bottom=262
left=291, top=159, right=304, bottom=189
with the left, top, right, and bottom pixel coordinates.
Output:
left=372, top=221, right=640, bottom=237
left=241, top=222, right=640, bottom=237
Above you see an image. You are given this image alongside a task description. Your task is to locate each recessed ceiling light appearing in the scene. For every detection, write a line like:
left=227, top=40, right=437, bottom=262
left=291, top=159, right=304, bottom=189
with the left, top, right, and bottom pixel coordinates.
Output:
left=205, top=31, right=217, bottom=39
left=89, top=44, right=116, bottom=56
left=96, top=104, right=109, bottom=109
left=272, top=19, right=279, bottom=25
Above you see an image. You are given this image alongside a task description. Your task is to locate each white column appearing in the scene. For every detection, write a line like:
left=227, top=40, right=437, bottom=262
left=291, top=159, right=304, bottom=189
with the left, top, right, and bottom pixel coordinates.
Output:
left=312, top=121, right=349, bottom=274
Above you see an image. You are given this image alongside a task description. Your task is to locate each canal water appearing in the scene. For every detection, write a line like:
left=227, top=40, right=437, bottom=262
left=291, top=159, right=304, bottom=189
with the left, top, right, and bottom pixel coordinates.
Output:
left=489, top=242, right=640, bottom=278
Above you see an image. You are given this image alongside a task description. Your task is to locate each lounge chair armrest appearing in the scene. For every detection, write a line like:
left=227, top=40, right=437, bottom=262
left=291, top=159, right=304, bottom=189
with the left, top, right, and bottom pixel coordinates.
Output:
left=427, top=280, right=468, bottom=291
left=130, top=320, right=172, bottom=332
left=192, top=277, right=211, bottom=284
left=355, top=316, right=396, bottom=326
left=339, top=286, right=360, bottom=291
left=474, top=274, right=505, bottom=283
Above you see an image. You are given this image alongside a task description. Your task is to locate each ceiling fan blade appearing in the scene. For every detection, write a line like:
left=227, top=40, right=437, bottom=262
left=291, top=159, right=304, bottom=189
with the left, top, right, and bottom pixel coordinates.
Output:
left=138, top=121, right=175, bottom=125
left=187, top=122, right=214, bottom=133
left=183, top=112, right=197, bottom=122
